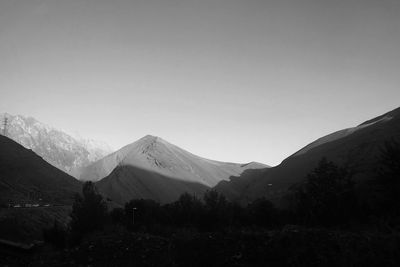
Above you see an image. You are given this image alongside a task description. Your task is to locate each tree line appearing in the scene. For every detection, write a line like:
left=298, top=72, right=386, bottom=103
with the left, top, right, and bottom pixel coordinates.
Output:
left=43, top=139, right=400, bottom=248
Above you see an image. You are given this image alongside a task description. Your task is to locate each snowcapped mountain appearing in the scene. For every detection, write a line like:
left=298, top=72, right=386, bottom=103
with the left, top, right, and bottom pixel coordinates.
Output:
left=0, top=113, right=113, bottom=178
left=82, top=135, right=268, bottom=204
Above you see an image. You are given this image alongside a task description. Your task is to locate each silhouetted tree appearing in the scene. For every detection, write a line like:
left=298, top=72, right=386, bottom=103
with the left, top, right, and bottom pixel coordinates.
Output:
left=202, top=190, right=230, bottom=230
left=247, top=197, right=278, bottom=227
left=69, top=182, right=107, bottom=243
left=168, top=193, right=204, bottom=227
left=125, top=199, right=168, bottom=230
left=291, top=158, right=357, bottom=226
left=228, top=201, right=247, bottom=227
left=375, top=140, right=400, bottom=218
left=110, top=207, right=125, bottom=225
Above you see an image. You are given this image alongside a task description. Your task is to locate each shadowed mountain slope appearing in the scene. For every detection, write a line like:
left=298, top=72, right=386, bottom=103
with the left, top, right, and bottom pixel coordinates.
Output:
left=97, top=165, right=209, bottom=205
left=0, top=135, right=81, bottom=205
left=215, top=107, right=400, bottom=204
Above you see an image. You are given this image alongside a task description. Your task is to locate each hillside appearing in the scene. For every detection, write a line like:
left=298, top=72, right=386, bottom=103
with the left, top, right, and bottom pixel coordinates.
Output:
left=86, top=135, right=267, bottom=204
left=215, top=107, right=400, bottom=204
left=0, top=113, right=112, bottom=177
left=0, top=135, right=81, bottom=205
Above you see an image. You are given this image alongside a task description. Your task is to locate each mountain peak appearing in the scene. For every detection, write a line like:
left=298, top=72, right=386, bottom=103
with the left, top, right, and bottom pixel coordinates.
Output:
left=142, top=134, right=159, bottom=141
left=80, top=135, right=268, bottom=188
left=137, top=135, right=170, bottom=147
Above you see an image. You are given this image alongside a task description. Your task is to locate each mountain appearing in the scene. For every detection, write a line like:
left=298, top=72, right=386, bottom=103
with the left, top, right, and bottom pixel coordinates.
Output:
left=82, top=135, right=267, bottom=204
left=0, top=135, right=81, bottom=205
left=215, top=107, right=400, bottom=205
left=0, top=113, right=113, bottom=178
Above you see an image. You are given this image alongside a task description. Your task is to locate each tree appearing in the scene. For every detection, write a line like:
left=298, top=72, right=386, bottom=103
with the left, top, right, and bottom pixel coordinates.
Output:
left=375, top=140, right=400, bottom=217
left=291, top=158, right=357, bottom=226
left=202, top=190, right=230, bottom=230
left=247, top=198, right=278, bottom=227
left=110, top=207, right=125, bottom=225
left=168, top=193, right=204, bottom=227
left=69, top=182, right=107, bottom=243
left=125, top=199, right=168, bottom=230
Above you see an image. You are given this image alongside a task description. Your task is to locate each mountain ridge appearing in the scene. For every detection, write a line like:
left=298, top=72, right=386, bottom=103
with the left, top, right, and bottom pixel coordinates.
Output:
left=83, top=135, right=268, bottom=204
left=0, top=113, right=113, bottom=178
left=215, top=106, right=400, bottom=205
left=81, top=134, right=268, bottom=184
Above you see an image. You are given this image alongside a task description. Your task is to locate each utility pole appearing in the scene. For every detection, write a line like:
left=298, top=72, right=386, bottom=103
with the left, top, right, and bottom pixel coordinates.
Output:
left=132, top=207, right=137, bottom=225
left=2, top=116, right=8, bottom=136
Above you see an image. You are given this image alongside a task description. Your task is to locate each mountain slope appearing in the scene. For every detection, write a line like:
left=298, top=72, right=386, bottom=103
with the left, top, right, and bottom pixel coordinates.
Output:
left=81, top=135, right=267, bottom=184
left=85, top=135, right=267, bottom=204
left=0, top=113, right=112, bottom=177
left=97, top=165, right=209, bottom=204
left=215, top=107, right=400, bottom=204
left=0, top=135, right=81, bottom=205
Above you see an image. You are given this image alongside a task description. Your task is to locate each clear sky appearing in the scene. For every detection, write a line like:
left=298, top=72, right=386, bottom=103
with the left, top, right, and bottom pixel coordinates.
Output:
left=1, top=0, right=399, bottom=166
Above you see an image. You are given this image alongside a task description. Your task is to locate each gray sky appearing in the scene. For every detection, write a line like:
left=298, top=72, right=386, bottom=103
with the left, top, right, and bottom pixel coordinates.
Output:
left=1, top=0, right=399, bottom=166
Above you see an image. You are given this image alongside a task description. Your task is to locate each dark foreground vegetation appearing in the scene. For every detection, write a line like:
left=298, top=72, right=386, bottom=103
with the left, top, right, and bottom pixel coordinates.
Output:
left=3, top=225, right=400, bottom=267
left=2, top=140, right=400, bottom=266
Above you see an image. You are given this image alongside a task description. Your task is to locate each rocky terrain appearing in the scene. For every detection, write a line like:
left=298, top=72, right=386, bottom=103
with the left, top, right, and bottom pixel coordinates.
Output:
left=83, top=135, right=267, bottom=204
left=0, top=113, right=112, bottom=178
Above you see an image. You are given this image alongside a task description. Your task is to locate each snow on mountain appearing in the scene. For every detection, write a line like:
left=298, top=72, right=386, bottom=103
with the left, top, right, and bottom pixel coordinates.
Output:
left=0, top=113, right=113, bottom=178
